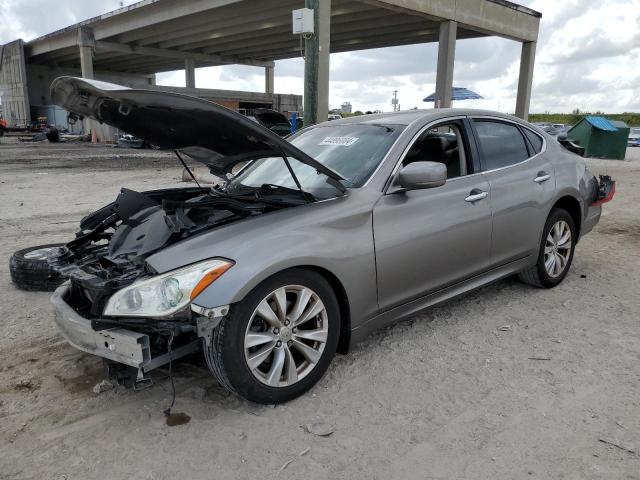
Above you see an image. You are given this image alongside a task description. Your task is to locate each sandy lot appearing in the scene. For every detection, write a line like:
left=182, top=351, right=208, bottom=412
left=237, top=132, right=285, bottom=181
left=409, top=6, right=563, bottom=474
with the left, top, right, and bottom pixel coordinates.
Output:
left=1, top=141, right=638, bottom=480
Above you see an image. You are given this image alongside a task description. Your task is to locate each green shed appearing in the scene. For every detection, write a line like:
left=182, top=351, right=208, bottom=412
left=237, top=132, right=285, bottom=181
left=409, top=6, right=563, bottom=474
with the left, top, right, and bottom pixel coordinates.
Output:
left=567, top=116, right=629, bottom=160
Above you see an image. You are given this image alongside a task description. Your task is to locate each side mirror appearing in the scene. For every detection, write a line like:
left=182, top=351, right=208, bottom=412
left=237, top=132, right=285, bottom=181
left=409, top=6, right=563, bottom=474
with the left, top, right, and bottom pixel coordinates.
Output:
left=397, top=161, right=447, bottom=190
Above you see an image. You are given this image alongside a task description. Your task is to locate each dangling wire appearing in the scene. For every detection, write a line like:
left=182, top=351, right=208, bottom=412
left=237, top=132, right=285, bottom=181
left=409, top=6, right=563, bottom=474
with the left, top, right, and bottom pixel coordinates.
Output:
left=163, top=331, right=176, bottom=417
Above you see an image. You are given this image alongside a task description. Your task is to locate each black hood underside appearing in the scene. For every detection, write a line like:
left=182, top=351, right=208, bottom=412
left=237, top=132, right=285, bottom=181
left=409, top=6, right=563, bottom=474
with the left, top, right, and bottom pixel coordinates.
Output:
left=50, top=76, right=344, bottom=189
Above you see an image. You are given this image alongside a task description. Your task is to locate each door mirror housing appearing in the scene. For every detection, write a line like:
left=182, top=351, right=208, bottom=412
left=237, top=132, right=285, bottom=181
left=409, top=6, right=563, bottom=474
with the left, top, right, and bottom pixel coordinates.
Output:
left=396, top=161, right=447, bottom=191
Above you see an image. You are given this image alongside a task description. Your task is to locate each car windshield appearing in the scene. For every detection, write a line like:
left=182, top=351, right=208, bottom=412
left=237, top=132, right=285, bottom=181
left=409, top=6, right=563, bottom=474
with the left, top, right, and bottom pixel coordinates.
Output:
left=290, top=123, right=404, bottom=185
left=226, top=123, right=404, bottom=199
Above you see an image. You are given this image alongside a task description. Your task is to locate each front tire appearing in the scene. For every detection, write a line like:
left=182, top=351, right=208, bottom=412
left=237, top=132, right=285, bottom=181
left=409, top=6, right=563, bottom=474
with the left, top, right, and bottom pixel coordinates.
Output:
left=205, top=269, right=340, bottom=404
left=518, top=208, right=576, bottom=288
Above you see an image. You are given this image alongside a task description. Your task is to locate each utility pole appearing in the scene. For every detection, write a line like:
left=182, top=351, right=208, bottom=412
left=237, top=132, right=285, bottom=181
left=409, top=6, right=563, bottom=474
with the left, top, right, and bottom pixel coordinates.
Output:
left=303, top=0, right=330, bottom=126
left=391, top=90, right=399, bottom=112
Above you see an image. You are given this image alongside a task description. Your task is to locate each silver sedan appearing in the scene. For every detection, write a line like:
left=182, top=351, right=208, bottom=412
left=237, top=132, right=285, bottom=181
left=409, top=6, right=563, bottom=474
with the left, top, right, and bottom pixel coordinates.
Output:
left=48, top=78, right=615, bottom=403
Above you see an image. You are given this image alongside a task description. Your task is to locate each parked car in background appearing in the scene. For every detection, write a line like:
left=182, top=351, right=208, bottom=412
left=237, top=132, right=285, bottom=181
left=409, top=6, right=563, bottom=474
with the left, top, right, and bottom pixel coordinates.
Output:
left=43, top=77, right=615, bottom=404
left=246, top=108, right=292, bottom=137
left=328, top=113, right=342, bottom=121
left=628, top=127, right=640, bottom=146
left=117, top=133, right=145, bottom=149
left=553, top=124, right=571, bottom=136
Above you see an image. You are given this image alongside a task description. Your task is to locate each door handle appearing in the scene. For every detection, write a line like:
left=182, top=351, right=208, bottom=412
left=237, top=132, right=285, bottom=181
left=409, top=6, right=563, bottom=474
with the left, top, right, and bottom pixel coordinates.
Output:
left=465, top=190, right=488, bottom=202
left=534, top=171, right=551, bottom=183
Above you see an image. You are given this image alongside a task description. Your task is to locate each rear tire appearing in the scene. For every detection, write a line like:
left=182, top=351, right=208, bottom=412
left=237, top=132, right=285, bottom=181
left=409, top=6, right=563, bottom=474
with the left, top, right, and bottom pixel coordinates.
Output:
left=205, top=269, right=340, bottom=404
left=10, top=244, right=66, bottom=291
left=518, top=208, right=576, bottom=288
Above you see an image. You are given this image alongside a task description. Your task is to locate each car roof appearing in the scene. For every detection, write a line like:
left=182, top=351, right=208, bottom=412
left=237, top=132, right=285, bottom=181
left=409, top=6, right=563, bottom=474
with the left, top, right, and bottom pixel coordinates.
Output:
left=323, top=108, right=527, bottom=127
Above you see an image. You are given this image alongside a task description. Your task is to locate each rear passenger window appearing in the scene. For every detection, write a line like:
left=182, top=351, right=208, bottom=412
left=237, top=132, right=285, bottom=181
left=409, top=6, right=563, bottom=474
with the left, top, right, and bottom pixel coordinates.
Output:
left=523, top=128, right=543, bottom=154
left=473, top=120, right=530, bottom=170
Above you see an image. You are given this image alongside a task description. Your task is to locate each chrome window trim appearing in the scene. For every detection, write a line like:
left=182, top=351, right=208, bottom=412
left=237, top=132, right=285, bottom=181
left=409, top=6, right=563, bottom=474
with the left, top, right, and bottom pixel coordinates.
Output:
left=470, top=116, right=548, bottom=174
left=383, top=116, right=467, bottom=193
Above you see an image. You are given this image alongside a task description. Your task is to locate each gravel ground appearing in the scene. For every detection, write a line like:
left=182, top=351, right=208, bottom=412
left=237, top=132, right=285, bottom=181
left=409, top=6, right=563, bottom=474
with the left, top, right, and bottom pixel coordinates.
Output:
left=1, top=141, right=639, bottom=480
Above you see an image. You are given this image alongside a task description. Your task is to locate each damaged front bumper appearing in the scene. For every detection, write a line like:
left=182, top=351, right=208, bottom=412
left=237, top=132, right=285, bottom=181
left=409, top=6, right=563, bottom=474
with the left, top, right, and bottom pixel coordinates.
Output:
left=51, top=284, right=227, bottom=382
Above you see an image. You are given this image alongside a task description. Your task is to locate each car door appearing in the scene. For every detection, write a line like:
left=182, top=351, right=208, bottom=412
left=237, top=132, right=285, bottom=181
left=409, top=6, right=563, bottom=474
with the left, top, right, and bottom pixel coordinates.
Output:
left=372, top=119, right=493, bottom=311
left=470, top=118, right=555, bottom=266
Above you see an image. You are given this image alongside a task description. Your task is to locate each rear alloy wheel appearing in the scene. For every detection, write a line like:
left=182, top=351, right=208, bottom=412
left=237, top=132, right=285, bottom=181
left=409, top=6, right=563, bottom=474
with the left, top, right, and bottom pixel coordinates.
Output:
left=543, top=220, right=572, bottom=278
left=205, top=270, right=340, bottom=403
left=518, top=208, right=576, bottom=288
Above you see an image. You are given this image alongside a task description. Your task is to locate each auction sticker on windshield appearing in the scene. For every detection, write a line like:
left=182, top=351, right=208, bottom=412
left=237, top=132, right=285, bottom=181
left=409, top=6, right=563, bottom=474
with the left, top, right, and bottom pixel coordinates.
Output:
left=319, top=136, right=359, bottom=147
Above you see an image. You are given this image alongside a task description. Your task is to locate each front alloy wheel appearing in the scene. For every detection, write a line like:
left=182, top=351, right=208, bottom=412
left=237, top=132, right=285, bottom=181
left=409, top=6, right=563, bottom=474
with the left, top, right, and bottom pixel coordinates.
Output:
left=205, top=270, right=339, bottom=403
left=244, top=286, right=329, bottom=387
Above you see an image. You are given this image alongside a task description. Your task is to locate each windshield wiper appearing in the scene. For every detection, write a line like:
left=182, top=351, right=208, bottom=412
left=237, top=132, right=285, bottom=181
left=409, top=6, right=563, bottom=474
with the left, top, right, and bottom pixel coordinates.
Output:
left=259, top=183, right=315, bottom=203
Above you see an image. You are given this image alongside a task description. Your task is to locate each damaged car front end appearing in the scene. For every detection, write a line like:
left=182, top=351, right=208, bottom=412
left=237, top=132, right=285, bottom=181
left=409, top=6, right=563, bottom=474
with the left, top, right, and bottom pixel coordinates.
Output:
left=47, top=76, right=345, bottom=387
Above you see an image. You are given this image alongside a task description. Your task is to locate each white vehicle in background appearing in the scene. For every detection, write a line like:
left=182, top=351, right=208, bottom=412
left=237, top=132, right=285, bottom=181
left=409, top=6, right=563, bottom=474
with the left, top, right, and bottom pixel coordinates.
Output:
left=328, top=114, right=342, bottom=121
left=628, top=127, right=640, bottom=147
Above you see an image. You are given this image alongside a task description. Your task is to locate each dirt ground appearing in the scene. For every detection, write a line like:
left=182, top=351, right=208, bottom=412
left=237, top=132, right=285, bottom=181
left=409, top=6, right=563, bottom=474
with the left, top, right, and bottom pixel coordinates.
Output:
left=0, top=141, right=638, bottom=480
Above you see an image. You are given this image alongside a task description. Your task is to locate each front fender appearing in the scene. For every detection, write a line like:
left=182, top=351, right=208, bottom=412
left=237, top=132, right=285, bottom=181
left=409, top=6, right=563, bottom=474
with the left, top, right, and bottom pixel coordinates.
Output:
left=146, top=191, right=381, bottom=328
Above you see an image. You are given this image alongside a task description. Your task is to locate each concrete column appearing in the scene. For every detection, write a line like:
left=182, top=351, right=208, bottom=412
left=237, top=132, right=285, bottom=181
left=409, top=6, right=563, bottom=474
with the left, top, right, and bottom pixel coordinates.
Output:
left=265, top=65, right=274, bottom=94
left=77, top=27, right=95, bottom=79
left=316, top=0, right=331, bottom=123
left=185, top=58, right=196, bottom=88
left=515, top=41, right=536, bottom=120
left=435, top=20, right=456, bottom=109
left=77, top=27, right=95, bottom=138
left=304, top=0, right=331, bottom=126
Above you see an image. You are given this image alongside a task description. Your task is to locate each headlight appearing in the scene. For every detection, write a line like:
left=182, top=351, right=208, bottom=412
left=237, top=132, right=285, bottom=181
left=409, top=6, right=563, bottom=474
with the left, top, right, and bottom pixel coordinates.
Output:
left=103, top=259, right=233, bottom=318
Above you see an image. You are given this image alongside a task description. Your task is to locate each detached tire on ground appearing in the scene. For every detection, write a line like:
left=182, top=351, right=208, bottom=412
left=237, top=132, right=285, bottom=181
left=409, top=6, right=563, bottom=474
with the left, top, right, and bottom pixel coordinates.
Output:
left=10, top=244, right=66, bottom=291
left=518, top=208, right=576, bottom=288
left=205, top=269, right=340, bottom=404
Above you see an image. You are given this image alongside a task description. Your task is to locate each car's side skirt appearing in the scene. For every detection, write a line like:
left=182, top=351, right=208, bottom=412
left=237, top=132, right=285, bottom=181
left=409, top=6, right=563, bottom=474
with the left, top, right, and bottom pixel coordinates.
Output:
left=349, top=255, right=534, bottom=347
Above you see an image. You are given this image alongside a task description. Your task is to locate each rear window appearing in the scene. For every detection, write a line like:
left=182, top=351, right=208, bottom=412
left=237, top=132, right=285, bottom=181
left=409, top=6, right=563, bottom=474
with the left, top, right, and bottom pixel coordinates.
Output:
left=473, top=120, right=530, bottom=171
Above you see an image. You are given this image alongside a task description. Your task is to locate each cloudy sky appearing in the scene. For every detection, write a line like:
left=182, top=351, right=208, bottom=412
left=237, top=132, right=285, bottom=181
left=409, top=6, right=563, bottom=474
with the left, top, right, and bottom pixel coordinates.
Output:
left=1, top=0, right=638, bottom=113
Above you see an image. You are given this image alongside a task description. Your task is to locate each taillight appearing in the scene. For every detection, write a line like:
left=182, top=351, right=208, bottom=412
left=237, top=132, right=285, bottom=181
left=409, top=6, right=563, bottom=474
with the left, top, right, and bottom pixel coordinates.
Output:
left=591, top=175, right=615, bottom=206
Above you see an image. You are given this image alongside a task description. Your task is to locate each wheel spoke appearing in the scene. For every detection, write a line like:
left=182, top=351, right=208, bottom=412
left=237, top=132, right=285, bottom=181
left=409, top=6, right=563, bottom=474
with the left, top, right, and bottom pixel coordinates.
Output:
left=245, top=331, right=277, bottom=348
left=283, top=345, right=298, bottom=384
left=255, top=299, right=281, bottom=328
left=545, top=253, right=556, bottom=274
left=558, top=231, right=571, bottom=247
left=293, top=327, right=328, bottom=343
left=247, top=342, right=276, bottom=370
left=291, top=339, right=321, bottom=364
left=289, top=288, right=312, bottom=323
left=544, top=245, right=554, bottom=254
left=294, top=299, right=325, bottom=327
left=273, top=287, right=288, bottom=323
left=553, top=253, right=562, bottom=276
left=553, top=222, right=562, bottom=242
left=265, top=347, right=285, bottom=386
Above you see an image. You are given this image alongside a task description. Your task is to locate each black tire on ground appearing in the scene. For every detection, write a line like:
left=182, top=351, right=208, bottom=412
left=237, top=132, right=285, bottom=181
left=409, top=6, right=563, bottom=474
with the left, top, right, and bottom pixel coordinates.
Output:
left=46, top=127, right=60, bottom=143
left=0, top=127, right=5, bottom=137
left=518, top=208, right=576, bottom=288
left=205, top=268, right=340, bottom=404
left=10, top=244, right=66, bottom=292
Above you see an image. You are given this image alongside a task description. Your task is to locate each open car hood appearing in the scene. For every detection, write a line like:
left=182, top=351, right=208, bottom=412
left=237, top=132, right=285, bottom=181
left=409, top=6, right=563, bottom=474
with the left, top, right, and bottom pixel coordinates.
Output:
left=50, top=76, right=344, bottom=186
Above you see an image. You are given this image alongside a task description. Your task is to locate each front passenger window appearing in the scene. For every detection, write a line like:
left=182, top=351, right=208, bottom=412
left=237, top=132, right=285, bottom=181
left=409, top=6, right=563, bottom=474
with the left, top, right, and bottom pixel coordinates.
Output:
left=403, top=124, right=467, bottom=180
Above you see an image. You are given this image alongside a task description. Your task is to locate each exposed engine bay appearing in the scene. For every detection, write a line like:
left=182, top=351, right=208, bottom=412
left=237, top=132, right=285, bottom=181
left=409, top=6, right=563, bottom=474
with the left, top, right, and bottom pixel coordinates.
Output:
left=50, top=185, right=304, bottom=324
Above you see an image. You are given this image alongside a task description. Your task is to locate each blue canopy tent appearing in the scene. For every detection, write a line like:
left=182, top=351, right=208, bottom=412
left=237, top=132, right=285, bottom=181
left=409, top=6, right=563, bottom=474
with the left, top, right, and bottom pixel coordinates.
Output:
left=423, top=87, right=483, bottom=103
